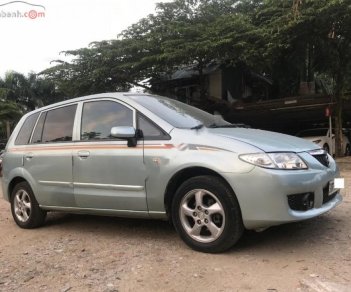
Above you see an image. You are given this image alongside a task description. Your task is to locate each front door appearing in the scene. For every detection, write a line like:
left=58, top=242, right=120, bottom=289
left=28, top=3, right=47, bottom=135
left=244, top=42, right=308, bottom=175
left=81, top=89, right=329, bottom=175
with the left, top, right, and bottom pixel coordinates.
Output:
left=73, top=99, right=147, bottom=211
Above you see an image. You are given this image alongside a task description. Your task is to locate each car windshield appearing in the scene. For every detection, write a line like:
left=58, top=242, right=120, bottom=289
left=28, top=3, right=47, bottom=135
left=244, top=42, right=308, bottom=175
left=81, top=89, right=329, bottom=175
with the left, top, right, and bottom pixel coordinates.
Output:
left=130, top=95, right=231, bottom=129
left=297, top=129, right=327, bottom=137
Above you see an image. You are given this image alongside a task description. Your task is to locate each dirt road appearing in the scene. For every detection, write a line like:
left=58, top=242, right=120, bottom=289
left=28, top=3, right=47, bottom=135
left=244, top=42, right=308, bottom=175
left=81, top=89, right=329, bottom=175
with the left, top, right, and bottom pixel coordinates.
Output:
left=1, top=160, right=351, bottom=292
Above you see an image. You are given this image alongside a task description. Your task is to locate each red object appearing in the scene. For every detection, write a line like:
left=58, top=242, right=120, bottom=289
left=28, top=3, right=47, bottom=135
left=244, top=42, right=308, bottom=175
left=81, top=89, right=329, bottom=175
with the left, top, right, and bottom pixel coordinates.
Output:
left=325, top=106, right=331, bottom=117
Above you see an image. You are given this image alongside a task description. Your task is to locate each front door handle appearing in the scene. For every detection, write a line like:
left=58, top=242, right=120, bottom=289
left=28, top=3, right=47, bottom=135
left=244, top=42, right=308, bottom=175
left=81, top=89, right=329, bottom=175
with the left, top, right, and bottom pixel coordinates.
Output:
left=24, top=152, right=34, bottom=160
left=77, top=150, right=90, bottom=159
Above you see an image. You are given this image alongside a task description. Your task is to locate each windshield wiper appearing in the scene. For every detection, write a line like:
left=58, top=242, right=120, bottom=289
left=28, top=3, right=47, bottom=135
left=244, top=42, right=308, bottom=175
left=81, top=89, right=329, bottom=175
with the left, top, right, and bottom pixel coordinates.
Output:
left=207, top=123, right=246, bottom=128
left=191, top=124, right=204, bottom=130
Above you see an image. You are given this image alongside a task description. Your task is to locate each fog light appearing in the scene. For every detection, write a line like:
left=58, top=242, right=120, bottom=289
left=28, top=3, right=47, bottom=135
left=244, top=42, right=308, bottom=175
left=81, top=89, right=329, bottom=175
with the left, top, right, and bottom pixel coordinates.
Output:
left=288, top=193, right=314, bottom=211
left=302, top=193, right=314, bottom=210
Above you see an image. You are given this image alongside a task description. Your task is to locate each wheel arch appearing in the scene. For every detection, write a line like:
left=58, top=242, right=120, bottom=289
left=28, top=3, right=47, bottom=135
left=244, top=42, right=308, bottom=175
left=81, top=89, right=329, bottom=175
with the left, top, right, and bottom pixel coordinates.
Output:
left=8, top=176, right=28, bottom=199
left=164, top=167, right=240, bottom=218
left=5, top=167, right=39, bottom=202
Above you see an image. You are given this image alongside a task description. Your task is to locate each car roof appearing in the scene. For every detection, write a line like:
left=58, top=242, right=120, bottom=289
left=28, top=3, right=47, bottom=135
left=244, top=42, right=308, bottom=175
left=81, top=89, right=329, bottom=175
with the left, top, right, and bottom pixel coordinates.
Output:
left=24, top=92, right=154, bottom=117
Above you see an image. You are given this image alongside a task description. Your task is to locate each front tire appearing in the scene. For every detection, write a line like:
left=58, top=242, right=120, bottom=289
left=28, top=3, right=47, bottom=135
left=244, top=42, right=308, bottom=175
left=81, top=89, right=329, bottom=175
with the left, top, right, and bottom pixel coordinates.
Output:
left=171, top=175, right=243, bottom=253
left=10, top=181, right=46, bottom=229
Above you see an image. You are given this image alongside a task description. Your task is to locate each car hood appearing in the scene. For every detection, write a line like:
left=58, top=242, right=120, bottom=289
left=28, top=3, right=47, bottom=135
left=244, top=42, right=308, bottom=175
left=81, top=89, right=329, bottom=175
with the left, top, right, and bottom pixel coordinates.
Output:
left=208, top=128, right=320, bottom=153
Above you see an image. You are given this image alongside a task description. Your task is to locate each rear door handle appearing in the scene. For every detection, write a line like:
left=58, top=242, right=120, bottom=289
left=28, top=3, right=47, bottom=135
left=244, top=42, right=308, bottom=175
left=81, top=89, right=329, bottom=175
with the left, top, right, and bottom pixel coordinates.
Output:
left=77, top=150, right=90, bottom=159
left=24, top=152, right=34, bottom=160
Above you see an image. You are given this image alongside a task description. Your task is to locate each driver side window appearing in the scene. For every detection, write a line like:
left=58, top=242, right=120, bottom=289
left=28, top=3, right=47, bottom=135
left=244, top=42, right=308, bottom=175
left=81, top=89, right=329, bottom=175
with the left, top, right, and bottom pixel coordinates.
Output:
left=81, top=100, right=133, bottom=140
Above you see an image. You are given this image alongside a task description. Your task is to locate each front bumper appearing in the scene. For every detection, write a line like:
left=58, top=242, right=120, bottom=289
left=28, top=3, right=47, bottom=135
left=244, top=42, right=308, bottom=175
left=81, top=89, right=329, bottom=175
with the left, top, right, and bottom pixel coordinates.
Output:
left=223, top=153, right=342, bottom=230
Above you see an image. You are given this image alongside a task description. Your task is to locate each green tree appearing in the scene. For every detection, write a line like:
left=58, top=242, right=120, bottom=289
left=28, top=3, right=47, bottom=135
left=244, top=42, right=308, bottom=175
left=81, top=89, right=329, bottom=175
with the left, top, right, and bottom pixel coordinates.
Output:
left=272, top=0, right=350, bottom=156
left=0, top=101, right=23, bottom=138
left=39, top=0, right=351, bottom=156
left=0, top=71, right=62, bottom=137
left=312, top=0, right=351, bottom=156
left=41, top=44, right=134, bottom=98
left=1, top=71, right=63, bottom=110
left=42, top=0, right=262, bottom=97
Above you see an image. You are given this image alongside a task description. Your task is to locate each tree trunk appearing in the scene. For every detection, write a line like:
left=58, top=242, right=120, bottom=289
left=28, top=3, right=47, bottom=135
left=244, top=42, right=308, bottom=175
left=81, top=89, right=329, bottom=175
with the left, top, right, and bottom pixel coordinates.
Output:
left=334, top=70, right=344, bottom=157
left=334, top=101, right=343, bottom=157
left=196, top=59, right=207, bottom=99
left=6, top=120, right=11, bottom=139
left=299, top=43, right=315, bottom=95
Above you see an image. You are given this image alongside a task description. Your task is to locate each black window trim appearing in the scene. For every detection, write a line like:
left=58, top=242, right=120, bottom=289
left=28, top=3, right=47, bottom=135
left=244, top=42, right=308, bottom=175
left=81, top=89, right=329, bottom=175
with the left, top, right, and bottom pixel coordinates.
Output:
left=78, top=98, right=137, bottom=142
left=137, top=112, right=171, bottom=141
left=14, top=112, right=40, bottom=146
left=29, top=111, right=47, bottom=144
left=30, top=103, right=78, bottom=144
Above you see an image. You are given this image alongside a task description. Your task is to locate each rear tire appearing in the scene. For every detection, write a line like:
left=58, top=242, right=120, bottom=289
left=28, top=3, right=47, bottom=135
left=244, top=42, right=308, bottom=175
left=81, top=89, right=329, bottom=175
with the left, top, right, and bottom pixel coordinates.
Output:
left=345, top=144, right=351, bottom=156
left=171, top=175, right=243, bottom=253
left=10, top=181, right=46, bottom=229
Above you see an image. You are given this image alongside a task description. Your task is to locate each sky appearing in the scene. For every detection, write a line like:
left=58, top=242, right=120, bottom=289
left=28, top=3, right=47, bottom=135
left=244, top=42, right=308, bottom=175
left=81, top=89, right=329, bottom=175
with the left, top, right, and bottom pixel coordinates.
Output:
left=0, top=0, right=171, bottom=78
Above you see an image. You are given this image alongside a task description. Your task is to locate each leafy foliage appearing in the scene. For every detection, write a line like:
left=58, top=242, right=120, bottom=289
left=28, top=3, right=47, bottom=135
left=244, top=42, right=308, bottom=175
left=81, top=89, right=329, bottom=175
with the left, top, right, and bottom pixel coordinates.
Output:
left=41, top=0, right=264, bottom=96
left=0, top=71, right=63, bottom=110
left=5, top=0, right=351, bottom=154
left=0, top=71, right=63, bottom=137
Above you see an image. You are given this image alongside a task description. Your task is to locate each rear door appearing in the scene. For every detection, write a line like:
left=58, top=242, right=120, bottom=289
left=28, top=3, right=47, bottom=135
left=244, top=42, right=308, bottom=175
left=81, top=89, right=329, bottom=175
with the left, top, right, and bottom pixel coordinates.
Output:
left=23, top=104, right=77, bottom=207
left=73, top=99, right=147, bottom=211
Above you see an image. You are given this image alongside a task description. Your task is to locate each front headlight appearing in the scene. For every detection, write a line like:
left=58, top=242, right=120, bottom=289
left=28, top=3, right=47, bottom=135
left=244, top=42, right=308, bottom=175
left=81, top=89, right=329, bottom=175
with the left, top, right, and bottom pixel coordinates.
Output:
left=239, top=153, right=308, bottom=170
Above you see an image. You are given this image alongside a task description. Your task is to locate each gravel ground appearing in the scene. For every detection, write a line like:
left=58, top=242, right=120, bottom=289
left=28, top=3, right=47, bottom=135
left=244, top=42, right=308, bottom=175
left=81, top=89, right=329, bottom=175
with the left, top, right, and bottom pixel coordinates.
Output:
left=0, top=159, right=351, bottom=292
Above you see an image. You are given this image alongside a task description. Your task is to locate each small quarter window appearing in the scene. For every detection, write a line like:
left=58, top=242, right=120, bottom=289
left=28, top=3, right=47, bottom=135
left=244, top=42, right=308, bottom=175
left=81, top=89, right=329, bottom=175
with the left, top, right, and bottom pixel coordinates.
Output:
left=81, top=100, right=133, bottom=140
left=15, top=112, right=40, bottom=145
left=41, top=105, right=77, bottom=143
left=31, top=112, right=47, bottom=143
left=137, top=114, right=169, bottom=140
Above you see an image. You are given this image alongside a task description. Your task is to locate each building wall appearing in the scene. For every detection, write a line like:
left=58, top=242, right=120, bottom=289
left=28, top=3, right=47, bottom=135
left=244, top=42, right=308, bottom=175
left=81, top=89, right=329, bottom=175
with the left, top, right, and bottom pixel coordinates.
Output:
left=208, top=70, right=222, bottom=99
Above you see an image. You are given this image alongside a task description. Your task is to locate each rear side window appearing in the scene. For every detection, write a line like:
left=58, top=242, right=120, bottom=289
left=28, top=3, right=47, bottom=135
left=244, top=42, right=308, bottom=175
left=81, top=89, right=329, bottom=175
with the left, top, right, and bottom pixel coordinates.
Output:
left=15, top=112, right=40, bottom=145
left=81, top=100, right=133, bottom=140
left=40, top=105, right=77, bottom=143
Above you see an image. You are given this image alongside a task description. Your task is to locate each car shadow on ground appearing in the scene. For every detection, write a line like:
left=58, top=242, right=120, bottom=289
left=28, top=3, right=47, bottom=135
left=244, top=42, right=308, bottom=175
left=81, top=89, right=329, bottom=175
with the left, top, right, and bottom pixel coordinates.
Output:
left=45, top=212, right=173, bottom=231
left=233, top=215, right=341, bottom=253
left=44, top=212, right=176, bottom=241
left=42, top=211, right=340, bottom=253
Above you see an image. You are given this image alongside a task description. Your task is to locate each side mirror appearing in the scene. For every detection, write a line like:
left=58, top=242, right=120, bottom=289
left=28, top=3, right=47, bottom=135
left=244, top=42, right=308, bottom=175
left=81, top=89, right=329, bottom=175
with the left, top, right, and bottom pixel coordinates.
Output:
left=110, top=126, right=137, bottom=147
left=111, top=126, right=136, bottom=138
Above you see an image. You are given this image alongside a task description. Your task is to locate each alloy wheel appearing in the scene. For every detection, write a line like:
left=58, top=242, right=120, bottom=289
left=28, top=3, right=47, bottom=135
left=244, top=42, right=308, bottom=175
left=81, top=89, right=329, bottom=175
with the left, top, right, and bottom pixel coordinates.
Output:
left=14, top=189, right=32, bottom=222
left=179, top=189, right=225, bottom=243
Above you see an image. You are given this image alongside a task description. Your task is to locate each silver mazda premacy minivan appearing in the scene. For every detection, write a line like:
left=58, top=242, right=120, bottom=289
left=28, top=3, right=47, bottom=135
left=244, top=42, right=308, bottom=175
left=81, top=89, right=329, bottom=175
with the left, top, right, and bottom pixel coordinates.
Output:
left=1, top=93, right=342, bottom=253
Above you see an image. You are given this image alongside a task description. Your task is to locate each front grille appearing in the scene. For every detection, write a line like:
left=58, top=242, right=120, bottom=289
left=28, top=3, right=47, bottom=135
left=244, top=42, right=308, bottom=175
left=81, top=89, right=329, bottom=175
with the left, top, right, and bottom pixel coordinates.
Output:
left=312, top=154, right=329, bottom=167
